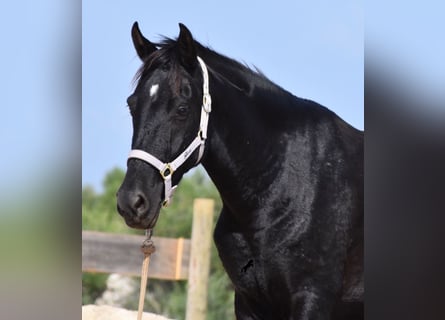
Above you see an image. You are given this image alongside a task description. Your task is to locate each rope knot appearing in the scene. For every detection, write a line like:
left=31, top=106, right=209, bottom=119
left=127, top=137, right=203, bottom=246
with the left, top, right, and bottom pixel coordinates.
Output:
left=141, top=239, right=156, bottom=256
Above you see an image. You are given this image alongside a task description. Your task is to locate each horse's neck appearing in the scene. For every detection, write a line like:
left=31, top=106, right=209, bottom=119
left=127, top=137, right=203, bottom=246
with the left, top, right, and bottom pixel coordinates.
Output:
left=201, top=74, right=281, bottom=217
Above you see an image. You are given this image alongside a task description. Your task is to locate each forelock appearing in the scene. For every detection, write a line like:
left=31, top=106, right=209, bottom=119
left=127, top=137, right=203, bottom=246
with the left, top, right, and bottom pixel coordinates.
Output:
left=132, top=38, right=184, bottom=95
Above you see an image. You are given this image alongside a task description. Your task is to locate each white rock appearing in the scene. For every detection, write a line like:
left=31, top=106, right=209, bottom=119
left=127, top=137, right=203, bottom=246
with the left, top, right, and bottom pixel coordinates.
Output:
left=95, top=274, right=136, bottom=307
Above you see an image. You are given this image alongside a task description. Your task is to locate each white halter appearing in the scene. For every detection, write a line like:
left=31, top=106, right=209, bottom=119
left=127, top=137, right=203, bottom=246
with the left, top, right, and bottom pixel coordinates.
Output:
left=127, top=56, right=211, bottom=207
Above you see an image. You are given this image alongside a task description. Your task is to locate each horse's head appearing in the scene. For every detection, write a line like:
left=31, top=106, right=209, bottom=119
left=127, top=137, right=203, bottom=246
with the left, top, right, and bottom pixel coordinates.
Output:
left=117, top=22, right=210, bottom=229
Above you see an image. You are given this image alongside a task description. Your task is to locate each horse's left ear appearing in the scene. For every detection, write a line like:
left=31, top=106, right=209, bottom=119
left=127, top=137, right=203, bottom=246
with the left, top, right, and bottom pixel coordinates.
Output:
left=131, top=22, right=157, bottom=61
left=177, top=23, right=197, bottom=71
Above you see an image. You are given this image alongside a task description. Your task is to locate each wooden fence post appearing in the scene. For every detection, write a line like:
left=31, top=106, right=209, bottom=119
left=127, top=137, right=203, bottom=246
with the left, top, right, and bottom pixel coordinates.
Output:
left=185, top=198, right=214, bottom=320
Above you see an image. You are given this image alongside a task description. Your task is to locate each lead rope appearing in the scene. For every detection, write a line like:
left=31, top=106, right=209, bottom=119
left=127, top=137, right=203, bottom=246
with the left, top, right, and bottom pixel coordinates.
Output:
left=137, top=229, right=156, bottom=320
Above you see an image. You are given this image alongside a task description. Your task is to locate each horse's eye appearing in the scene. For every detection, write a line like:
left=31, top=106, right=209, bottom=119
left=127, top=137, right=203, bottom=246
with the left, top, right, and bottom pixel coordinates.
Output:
left=177, top=105, right=189, bottom=117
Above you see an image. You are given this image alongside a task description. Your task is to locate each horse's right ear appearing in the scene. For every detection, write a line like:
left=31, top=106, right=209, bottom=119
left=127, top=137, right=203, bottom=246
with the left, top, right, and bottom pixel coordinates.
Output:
left=177, top=23, right=197, bottom=71
left=131, top=22, right=157, bottom=61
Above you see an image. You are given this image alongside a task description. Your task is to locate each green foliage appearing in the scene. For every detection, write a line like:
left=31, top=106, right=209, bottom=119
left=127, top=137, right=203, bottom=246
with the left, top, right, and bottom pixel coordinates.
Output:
left=82, top=273, right=108, bottom=305
left=154, top=169, right=222, bottom=239
left=82, top=167, right=136, bottom=234
left=82, top=167, right=234, bottom=319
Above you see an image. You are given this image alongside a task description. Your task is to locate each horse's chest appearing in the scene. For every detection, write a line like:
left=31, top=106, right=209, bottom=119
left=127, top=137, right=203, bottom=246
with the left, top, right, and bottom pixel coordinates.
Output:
left=214, top=228, right=271, bottom=297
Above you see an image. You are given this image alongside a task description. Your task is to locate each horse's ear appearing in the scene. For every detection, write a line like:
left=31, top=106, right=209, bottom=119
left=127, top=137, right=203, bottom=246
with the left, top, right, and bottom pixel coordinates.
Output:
left=131, top=22, right=157, bottom=61
left=177, top=23, right=197, bottom=71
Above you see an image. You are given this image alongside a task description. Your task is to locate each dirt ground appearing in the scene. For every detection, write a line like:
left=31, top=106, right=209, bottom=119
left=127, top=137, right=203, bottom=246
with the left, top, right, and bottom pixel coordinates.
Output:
left=82, top=305, right=173, bottom=320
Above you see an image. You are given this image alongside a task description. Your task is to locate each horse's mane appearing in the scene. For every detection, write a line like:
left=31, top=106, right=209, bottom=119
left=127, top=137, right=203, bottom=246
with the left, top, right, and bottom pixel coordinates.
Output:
left=134, top=37, right=280, bottom=95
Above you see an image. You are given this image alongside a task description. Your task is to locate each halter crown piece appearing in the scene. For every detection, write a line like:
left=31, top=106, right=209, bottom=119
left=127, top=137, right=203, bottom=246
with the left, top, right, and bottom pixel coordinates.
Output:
left=127, top=56, right=211, bottom=207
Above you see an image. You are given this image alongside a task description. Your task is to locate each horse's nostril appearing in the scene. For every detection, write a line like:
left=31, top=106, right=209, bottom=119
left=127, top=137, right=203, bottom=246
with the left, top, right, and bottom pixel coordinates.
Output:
left=131, top=193, right=148, bottom=215
left=134, top=195, right=144, bottom=209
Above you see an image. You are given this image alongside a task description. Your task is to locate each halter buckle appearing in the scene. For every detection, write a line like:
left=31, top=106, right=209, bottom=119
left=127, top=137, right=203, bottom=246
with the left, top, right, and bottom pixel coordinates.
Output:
left=203, top=93, right=212, bottom=113
left=160, top=163, right=174, bottom=180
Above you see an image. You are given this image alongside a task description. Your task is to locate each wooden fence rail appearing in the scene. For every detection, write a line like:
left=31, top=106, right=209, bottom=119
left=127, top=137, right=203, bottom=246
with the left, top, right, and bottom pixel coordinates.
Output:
left=82, top=198, right=214, bottom=320
left=82, top=231, right=191, bottom=280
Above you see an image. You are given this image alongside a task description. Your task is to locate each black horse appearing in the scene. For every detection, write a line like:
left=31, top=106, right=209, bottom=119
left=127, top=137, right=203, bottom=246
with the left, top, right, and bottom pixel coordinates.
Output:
left=117, top=23, right=363, bottom=320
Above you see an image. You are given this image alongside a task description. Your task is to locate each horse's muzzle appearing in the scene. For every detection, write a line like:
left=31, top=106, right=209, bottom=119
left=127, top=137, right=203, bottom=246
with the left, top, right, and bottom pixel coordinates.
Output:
left=116, top=189, right=159, bottom=229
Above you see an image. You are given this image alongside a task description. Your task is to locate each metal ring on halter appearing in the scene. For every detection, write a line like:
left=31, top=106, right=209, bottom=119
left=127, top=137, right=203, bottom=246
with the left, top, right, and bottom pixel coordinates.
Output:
left=159, top=163, right=174, bottom=180
left=198, top=129, right=204, bottom=140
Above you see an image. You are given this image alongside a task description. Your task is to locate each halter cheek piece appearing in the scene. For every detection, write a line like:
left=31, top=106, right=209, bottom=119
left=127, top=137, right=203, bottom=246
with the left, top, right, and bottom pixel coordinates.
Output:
left=127, top=56, right=211, bottom=207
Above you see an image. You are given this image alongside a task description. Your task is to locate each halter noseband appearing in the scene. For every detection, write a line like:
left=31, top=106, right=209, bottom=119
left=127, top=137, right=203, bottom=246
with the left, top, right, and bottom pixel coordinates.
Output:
left=127, top=56, right=211, bottom=207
